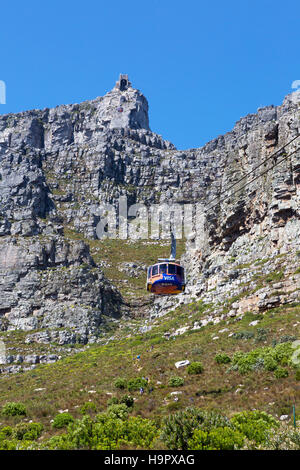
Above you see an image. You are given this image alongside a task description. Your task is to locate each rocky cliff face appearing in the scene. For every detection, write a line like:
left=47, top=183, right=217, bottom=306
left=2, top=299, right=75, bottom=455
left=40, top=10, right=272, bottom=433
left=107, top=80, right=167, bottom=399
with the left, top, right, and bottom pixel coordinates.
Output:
left=0, top=75, right=299, bottom=344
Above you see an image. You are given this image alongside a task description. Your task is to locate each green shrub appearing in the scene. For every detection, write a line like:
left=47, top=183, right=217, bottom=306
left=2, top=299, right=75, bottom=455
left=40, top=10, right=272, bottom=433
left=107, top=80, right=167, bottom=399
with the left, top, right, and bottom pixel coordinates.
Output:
left=215, top=353, right=231, bottom=364
left=231, top=342, right=294, bottom=375
left=263, top=354, right=278, bottom=371
left=12, top=422, right=43, bottom=441
left=168, top=376, right=184, bottom=387
left=262, top=426, right=300, bottom=449
left=127, top=377, right=148, bottom=392
left=107, top=404, right=129, bottom=420
left=80, top=402, right=97, bottom=415
left=52, top=412, right=74, bottom=429
left=233, top=331, right=254, bottom=340
left=42, top=414, right=158, bottom=450
left=119, top=395, right=134, bottom=408
left=1, top=402, right=27, bottom=417
left=114, top=378, right=127, bottom=390
left=0, top=426, right=12, bottom=440
left=188, top=426, right=245, bottom=450
left=274, top=367, right=289, bottom=379
left=187, top=362, right=203, bottom=375
left=107, top=397, right=119, bottom=406
left=160, top=407, right=230, bottom=450
left=295, top=369, right=300, bottom=381
left=255, top=328, right=269, bottom=343
left=230, top=410, right=279, bottom=445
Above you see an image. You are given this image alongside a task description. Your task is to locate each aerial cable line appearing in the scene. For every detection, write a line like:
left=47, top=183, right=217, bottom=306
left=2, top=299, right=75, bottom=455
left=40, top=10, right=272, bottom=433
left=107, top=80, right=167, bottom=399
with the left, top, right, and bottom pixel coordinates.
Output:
left=204, top=133, right=300, bottom=214
left=207, top=144, right=300, bottom=217
left=202, top=134, right=300, bottom=212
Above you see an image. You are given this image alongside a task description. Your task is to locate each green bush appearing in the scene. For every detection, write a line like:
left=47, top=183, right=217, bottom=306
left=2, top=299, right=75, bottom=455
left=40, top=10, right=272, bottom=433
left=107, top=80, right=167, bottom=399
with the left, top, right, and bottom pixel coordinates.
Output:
left=188, top=426, right=244, bottom=450
left=274, top=367, right=289, bottom=379
left=107, top=404, right=129, bottom=420
left=262, top=426, right=300, bottom=449
left=231, top=342, right=294, bottom=375
left=12, top=422, right=43, bottom=441
left=52, top=412, right=74, bottom=429
left=1, top=402, right=27, bottom=417
left=187, top=362, right=203, bottom=375
left=0, top=426, right=12, bottom=441
left=255, top=328, right=269, bottom=343
left=42, top=414, right=159, bottom=450
left=114, top=378, right=127, bottom=390
left=264, top=354, right=278, bottom=371
left=160, top=407, right=230, bottom=450
left=230, top=410, right=279, bottom=445
left=295, top=369, right=300, bottom=381
left=80, top=402, right=97, bottom=415
left=119, top=395, right=134, bottom=408
left=233, top=331, right=254, bottom=340
left=127, top=377, right=148, bottom=392
left=168, top=376, right=184, bottom=387
left=215, top=353, right=231, bottom=364
left=107, top=397, right=119, bottom=406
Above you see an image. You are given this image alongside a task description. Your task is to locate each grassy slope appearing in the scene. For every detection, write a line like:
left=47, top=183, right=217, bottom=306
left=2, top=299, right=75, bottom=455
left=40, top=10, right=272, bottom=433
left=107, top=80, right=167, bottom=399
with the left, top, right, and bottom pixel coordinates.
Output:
left=0, top=298, right=299, bottom=440
left=0, top=234, right=300, bottom=443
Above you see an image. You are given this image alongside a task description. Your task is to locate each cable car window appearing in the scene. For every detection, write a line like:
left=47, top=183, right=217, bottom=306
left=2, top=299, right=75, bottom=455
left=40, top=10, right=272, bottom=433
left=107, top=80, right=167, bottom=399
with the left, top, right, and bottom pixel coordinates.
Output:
left=147, top=267, right=151, bottom=278
left=168, top=264, right=176, bottom=274
left=176, top=266, right=183, bottom=277
left=152, top=265, right=158, bottom=276
left=160, top=264, right=167, bottom=274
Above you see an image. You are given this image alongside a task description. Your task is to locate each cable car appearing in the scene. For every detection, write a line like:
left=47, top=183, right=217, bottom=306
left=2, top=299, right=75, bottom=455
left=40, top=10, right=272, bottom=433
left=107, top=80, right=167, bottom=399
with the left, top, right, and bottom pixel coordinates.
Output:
left=146, top=261, right=185, bottom=295
left=146, top=233, right=185, bottom=295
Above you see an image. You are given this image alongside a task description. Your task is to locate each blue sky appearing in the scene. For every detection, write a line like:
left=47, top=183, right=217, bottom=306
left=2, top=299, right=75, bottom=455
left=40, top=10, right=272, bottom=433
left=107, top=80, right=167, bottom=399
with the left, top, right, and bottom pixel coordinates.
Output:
left=0, top=0, right=299, bottom=150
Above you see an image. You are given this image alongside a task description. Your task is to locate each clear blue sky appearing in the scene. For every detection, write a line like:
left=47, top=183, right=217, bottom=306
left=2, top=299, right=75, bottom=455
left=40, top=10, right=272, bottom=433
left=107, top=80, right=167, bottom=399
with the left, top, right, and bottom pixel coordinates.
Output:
left=0, top=0, right=299, bottom=150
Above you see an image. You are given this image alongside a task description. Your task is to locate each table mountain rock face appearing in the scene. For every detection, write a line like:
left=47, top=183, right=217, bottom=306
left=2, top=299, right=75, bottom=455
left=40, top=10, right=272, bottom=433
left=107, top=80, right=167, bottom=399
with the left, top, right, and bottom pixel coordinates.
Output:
left=0, top=75, right=300, bottom=340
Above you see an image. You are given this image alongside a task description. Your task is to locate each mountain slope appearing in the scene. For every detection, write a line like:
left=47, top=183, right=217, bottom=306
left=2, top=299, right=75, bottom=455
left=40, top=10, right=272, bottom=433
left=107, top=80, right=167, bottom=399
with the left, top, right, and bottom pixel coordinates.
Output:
left=0, top=76, right=300, bottom=449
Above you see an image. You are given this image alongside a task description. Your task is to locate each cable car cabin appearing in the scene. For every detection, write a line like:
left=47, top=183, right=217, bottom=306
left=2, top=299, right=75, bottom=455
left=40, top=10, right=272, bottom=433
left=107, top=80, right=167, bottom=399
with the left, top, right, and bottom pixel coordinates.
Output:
left=146, top=262, right=185, bottom=295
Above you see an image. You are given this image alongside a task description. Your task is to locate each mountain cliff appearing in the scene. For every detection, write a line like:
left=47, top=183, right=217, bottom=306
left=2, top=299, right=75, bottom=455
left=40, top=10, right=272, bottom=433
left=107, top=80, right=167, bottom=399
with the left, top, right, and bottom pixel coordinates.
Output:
left=0, top=75, right=299, bottom=349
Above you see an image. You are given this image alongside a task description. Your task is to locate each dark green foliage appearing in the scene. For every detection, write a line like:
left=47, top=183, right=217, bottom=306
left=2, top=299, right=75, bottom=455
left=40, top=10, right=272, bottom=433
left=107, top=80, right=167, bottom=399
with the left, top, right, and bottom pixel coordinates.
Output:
left=168, top=376, right=184, bottom=387
left=127, top=377, right=148, bottom=392
left=231, top=342, right=294, bottom=374
left=1, top=402, right=27, bottom=417
left=12, top=422, right=43, bottom=441
left=119, top=394, right=134, bottom=408
left=80, top=402, right=97, bottom=415
left=215, top=353, right=231, bottom=364
left=106, top=404, right=129, bottom=419
left=160, top=407, right=230, bottom=450
left=232, top=330, right=254, bottom=340
left=188, top=426, right=245, bottom=450
left=272, top=335, right=298, bottom=347
left=42, top=414, right=159, bottom=450
left=254, top=328, right=269, bottom=343
left=114, top=378, right=127, bottom=389
left=274, top=367, right=289, bottom=379
left=107, top=397, right=119, bottom=406
left=230, top=410, right=279, bottom=445
left=0, top=426, right=12, bottom=440
left=52, top=412, right=75, bottom=429
left=187, top=362, right=203, bottom=375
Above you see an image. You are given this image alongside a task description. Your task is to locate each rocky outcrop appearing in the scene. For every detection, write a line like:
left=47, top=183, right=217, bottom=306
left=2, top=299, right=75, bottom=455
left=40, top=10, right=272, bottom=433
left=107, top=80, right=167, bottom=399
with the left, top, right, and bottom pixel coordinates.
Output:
left=0, top=236, right=122, bottom=342
left=0, top=75, right=299, bottom=341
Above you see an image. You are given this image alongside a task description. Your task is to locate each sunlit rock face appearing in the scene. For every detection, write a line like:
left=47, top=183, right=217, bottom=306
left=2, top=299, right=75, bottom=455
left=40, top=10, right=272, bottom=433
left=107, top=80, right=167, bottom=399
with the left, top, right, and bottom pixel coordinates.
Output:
left=0, top=74, right=299, bottom=338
